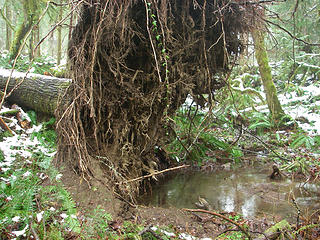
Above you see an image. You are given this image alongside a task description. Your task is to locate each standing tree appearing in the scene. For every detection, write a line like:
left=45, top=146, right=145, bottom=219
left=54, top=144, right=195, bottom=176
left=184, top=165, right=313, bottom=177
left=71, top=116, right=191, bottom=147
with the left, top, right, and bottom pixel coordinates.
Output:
left=56, top=0, right=64, bottom=65
left=9, top=0, right=40, bottom=60
left=0, top=0, right=14, bottom=50
left=252, top=27, right=285, bottom=121
left=5, top=1, right=12, bottom=50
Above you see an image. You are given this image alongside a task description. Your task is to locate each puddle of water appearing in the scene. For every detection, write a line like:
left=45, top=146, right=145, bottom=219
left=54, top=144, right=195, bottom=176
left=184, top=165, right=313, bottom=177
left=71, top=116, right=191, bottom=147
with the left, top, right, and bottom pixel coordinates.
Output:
left=142, top=167, right=320, bottom=220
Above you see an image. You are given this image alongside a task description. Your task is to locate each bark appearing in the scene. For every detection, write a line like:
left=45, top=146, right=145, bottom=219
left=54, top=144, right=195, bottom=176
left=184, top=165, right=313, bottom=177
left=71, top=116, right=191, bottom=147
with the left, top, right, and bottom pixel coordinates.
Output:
left=0, top=69, right=71, bottom=115
left=9, top=0, right=40, bottom=60
left=32, top=24, right=41, bottom=58
left=57, top=0, right=63, bottom=65
left=5, top=4, right=12, bottom=50
left=252, top=29, right=285, bottom=120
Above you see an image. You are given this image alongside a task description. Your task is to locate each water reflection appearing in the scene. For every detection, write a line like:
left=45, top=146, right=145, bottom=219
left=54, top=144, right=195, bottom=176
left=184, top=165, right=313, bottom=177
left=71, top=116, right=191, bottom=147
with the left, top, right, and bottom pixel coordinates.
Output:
left=143, top=167, right=320, bottom=219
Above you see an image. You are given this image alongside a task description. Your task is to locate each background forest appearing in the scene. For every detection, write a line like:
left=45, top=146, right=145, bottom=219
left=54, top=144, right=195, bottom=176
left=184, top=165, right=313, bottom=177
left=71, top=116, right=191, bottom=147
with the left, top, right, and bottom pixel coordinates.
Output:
left=0, top=0, right=320, bottom=239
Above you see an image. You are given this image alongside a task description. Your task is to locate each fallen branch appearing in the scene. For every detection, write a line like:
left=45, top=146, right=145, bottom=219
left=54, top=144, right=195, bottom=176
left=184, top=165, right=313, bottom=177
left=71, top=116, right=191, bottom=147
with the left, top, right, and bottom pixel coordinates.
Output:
left=119, top=165, right=189, bottom=184
left=183, top=208, right=251, bottom=240
left=0, top=117, right=13, bottom=135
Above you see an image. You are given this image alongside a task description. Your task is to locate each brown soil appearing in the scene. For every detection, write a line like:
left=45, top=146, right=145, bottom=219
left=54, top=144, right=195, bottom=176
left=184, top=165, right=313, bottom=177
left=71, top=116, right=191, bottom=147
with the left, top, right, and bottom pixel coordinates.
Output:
left=59, top=163, right=121, bottom=217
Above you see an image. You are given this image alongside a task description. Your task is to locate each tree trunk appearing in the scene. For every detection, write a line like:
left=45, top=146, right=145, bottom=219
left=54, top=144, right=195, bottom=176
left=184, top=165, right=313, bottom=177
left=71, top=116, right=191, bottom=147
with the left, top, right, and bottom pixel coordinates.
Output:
left=29, top=26, right=34, bottom=60
left=68, top=9, right=73, bottom=43
left=28, top=24, right=41, bottom=59
left=9, top=0, right=40, bottom=60
left=57, top=0, right=63, bottom=65
left=0, top=69, right=71, bottom=115
left=252, top=29, right=285, bottom=121
left=5, top=4, right=12, bottom=50
left=33, top=24, right=41, bottom=58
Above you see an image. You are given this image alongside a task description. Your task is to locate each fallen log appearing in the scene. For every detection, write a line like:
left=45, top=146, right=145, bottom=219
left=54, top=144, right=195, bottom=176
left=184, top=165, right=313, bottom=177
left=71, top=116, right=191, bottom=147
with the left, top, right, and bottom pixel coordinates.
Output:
left=0, top=68, right=71, bottom=115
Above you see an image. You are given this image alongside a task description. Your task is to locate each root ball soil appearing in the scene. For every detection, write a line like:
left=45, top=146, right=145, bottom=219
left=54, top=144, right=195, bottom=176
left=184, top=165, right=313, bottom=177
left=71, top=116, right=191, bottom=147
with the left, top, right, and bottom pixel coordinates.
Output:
left=56, top=0, right=256, bottom=200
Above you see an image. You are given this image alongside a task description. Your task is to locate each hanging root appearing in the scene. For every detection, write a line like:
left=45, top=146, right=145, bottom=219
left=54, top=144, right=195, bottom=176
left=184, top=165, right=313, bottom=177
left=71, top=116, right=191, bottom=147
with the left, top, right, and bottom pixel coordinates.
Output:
left=56, top=0, right=258, bottom=199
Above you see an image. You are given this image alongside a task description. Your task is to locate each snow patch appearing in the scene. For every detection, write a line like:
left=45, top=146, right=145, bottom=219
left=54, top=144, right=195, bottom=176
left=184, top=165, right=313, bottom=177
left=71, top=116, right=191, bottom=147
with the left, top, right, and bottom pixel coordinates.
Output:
left=37, top=211, right=44, bottom=222
left=12, top=224, right=28, bottom=237
left=12, top=216, right=20, bottom=222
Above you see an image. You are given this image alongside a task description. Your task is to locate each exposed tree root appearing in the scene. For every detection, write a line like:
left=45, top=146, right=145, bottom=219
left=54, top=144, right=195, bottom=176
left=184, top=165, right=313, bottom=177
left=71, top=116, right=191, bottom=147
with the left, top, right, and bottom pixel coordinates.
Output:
left=56, top=0, right=258, bottom=200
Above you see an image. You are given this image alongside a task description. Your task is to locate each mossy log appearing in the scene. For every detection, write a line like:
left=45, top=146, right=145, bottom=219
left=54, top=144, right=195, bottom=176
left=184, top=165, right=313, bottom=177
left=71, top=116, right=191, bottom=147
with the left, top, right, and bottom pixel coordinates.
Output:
left=254, top=219, right=293, bottom=240
left=0, top=69, right=71, bottom=115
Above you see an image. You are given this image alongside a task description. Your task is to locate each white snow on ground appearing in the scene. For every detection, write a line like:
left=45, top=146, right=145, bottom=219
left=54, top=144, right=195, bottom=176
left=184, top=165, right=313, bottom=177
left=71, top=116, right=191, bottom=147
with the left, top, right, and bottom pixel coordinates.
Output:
left=0, top=67, right=71, bottom=81
left=12, top=224, right=28, bottom=237
left=0, top=106, right=57, bottom=237
left=279, top=85, right=320, bottom=135
left=36, top=211, right=44, bottom=223
left=0, top=105, right=56, bottom=170
left=0, top=129, right=56, bottom=172
left=150, top=226, right=212, bottom=240
left=240, top=84, right=320, bottom=135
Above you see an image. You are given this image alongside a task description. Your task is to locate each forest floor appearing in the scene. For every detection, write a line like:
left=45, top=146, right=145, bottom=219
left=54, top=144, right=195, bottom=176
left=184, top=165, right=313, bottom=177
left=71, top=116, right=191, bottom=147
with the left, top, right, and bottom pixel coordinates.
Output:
left=1, top=82, right=320, bottom=239
left=60, top=160, right=274, bottom=239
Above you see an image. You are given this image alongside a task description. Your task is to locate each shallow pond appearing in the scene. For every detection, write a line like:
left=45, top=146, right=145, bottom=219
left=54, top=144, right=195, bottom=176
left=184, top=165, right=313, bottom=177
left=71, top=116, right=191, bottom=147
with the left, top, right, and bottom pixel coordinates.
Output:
left=142, top=167, right=320, bottom=220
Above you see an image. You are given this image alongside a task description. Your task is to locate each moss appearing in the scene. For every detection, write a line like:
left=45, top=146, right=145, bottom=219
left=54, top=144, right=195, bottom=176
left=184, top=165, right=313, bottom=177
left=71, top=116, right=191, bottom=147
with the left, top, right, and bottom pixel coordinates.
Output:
left=252, top=29, right=285, bottom=121
left=9, top=0, right=40, bottom=60
left=9, top=22, right=31, bottom=60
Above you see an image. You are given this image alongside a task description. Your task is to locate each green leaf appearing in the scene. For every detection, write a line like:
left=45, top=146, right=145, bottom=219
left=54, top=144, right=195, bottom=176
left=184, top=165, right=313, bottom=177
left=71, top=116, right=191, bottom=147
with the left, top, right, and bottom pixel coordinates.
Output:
left=27, top=110, right=37, bottom=125
left=231, top=148, right=243, bottom=158
left=290, top=135, right=307, bottom=148
left=314, top=135, right=320, bottom=145
left=248, top=121, right=271, bottom=130
left=276, top=132, right=280, bottom=142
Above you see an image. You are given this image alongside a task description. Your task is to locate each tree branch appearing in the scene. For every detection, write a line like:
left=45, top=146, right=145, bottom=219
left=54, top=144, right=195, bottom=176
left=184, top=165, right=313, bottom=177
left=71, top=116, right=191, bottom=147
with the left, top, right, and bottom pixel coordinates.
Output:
left=263, top=18, right=320, bottom=46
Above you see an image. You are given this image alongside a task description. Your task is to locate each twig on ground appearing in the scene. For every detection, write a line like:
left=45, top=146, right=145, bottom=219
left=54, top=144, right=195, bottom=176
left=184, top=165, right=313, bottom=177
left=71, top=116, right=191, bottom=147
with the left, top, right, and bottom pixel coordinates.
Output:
left=119, top=165, right=189, bottom=184
left=183, top=208, right=251, bottom=240
left=0, top=117, right=13, bottom=135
